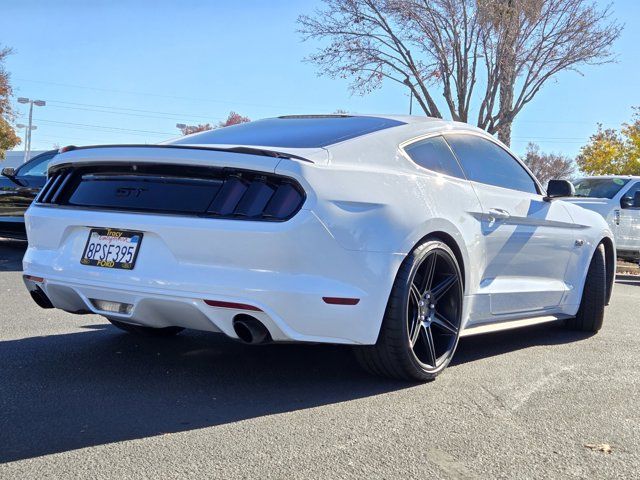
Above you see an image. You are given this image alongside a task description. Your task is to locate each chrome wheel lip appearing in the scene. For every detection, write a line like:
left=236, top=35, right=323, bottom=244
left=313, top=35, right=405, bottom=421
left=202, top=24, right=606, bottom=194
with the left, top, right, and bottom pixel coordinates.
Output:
left=406, top=247, right=462, bottom=372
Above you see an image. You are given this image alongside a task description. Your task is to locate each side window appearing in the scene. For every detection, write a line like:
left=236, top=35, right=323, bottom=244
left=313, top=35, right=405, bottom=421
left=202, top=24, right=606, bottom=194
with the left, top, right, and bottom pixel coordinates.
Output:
left=403, top=135, right=465, bottom=179
left=445, top=134, right=539, bottom=194
left=17, top=153, right=56, bottom=177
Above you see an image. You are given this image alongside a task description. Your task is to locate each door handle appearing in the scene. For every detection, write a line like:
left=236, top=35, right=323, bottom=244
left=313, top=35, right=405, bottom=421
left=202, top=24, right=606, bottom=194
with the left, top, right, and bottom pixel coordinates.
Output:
left=488, top=208, right=511, bottom=221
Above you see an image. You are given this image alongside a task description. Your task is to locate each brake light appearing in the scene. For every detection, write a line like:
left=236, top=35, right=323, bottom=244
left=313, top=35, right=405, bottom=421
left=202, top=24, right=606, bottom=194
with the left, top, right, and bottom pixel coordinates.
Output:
left=58, top=145, right=77, bottom=154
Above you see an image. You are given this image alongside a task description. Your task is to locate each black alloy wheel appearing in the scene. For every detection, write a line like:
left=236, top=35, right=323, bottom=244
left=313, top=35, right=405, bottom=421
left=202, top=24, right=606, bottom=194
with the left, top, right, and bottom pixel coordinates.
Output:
left=355, top=240, right=464, bottom=381
left=406, top=246, right=462, bottom=372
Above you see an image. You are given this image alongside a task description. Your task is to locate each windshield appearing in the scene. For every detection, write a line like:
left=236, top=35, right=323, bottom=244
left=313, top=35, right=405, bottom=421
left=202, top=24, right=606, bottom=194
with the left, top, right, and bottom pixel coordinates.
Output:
left=573, top=178, right=630, bottom=199
left=169, top=116, right=405, bottom=148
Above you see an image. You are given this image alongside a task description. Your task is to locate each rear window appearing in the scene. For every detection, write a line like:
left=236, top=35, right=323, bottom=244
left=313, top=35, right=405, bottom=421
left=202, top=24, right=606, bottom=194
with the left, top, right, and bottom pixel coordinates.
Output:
left=169, top=116, right=405, bottom=148
left=573, top=178, right=630, bottom=199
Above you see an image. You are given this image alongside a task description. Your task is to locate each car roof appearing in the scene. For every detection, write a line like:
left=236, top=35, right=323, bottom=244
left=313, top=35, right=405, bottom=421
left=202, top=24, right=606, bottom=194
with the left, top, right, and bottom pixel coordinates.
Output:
left=168, top=114, right=460, bottom=150
left=576, top=175, right=640, bottom=180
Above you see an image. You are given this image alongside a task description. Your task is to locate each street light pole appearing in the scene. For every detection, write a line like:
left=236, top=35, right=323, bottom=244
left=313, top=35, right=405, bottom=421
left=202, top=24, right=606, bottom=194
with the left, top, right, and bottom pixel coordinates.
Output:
left=16, top=123, right=37, bottom=161
left=17, top=97, right=46, bottom=162
left=26, top=101, right=34, bottom=161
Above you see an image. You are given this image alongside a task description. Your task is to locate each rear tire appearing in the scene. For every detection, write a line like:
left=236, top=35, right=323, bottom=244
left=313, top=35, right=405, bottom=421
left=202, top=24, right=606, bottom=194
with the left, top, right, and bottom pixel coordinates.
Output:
left=355, top=240, right=463, bottom=382
left=566, top=243, right=606, bottom=332
left=107, top=318, right=184, bottom=337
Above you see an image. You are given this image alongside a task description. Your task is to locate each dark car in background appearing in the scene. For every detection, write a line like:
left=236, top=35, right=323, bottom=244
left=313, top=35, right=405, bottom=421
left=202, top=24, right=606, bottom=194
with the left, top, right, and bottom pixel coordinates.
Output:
left=0, top=150, right=58, bottom=239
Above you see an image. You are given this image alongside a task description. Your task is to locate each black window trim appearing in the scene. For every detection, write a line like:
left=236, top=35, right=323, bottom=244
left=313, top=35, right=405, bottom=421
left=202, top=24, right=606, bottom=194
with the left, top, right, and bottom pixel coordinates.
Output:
left=621, top=180, right=640, bottom=209
left=440, top=131, right=544, bottom=195
left=15, top=150, right=58, bottom=178
left=399, top=133, right=469, bottom=182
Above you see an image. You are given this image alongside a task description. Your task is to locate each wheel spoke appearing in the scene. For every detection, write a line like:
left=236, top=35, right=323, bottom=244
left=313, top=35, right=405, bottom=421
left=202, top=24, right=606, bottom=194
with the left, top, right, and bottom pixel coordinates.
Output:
left=432, top=312, right=458, bottom=335
left=431, top=274, right=458, bottom=302
left=410, top=283, right=421, bottom=306
left=410, top=319, right=423, bottom=347
left=419, top=252, right=438, bottom=293
left=423, top=326, right=437, bottom=367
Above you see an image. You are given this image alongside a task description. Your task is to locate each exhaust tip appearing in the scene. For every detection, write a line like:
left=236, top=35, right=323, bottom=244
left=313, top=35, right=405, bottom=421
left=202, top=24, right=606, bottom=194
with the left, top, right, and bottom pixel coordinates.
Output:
left=233, top=315, right=271, bottom=344
left=23, top=276, right=54, bottom=309
left=29, top=287, right=54, bottom=309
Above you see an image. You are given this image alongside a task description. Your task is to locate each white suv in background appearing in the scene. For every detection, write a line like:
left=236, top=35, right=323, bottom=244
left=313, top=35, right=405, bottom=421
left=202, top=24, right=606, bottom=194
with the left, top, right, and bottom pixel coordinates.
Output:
left=565, top=176, right=640, bottom=262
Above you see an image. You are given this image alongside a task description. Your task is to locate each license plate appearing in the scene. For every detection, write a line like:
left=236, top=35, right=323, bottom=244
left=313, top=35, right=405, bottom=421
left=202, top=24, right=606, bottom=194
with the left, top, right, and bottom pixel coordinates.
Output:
left=80, top=228, right=143, bottom=269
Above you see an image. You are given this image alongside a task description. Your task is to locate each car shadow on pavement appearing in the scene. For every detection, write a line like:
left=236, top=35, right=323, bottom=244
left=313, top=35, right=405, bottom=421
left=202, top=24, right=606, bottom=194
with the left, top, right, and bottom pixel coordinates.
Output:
left=0, top=327, right=408, bottom=463
left=0, top=319, right=596, bottom=463
left=452, top=322, right=593, bottom=366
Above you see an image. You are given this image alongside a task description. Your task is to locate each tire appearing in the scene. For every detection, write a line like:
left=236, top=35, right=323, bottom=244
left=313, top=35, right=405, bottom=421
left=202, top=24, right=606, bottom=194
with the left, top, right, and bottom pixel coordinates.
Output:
left=355, top=240, right=463, bottom=381
left=107, top=318, right=184, bottom=337
left=566, top=243, right=606, bottom=333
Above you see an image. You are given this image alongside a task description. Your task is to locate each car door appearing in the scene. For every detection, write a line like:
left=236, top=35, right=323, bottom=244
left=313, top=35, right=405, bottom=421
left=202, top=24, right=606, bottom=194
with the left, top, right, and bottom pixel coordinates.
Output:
left=617, top=181, right=640, bottom=253
left=444, top=133, right=577, bottom=321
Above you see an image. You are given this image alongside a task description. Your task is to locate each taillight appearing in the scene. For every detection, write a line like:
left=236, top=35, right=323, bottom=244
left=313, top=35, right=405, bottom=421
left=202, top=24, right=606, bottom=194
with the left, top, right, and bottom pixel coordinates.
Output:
left=37, top=165, right=305, bottom=222
left=206, top=175, right=304, bottom=220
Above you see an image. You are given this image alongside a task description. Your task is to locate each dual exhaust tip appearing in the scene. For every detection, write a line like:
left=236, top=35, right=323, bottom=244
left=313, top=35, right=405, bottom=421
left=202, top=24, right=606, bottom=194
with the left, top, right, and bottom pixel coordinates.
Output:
left=232, top=315, right=272, bottom=345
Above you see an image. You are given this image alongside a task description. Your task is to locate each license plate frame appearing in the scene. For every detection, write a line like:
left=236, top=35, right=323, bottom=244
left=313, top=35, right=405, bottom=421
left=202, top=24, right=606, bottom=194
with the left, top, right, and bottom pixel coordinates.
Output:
left=80, top=228, right=144, bottom=270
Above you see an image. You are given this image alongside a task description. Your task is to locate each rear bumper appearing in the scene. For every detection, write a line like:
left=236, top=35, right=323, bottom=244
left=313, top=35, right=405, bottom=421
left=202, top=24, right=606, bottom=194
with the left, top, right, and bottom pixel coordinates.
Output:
left=23, top=205, right=404, bottom=344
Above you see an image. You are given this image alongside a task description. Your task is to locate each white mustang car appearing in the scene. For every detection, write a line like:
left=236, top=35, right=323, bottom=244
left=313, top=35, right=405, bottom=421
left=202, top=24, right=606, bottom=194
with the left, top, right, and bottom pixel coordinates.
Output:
left=23, top=115, right=615, bottom=381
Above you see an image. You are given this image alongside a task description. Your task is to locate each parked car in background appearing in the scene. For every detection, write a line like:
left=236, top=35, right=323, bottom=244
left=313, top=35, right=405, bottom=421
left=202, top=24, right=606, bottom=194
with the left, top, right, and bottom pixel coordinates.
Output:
left=21, top=116, right=615, bottom=381
left=563, top=176, right=640, bottom=262
left=0, top=150, right=58, bottom=239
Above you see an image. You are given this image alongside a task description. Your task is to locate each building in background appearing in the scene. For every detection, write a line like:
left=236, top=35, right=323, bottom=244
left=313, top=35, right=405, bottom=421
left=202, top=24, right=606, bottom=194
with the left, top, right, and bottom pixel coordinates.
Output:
left=1, top=150, right=47, bottom=168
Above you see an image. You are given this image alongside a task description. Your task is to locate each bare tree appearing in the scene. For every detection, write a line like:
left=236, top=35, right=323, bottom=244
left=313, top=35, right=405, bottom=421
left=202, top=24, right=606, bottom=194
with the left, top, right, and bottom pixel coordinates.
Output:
left=298, top=0, right=621, bottom=145
left=523, top=142, right=575, bottom=185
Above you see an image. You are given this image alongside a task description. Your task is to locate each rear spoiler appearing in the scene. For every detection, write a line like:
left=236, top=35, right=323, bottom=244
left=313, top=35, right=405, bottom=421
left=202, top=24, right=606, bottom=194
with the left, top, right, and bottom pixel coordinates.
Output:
left=57, top=144, right=314, bottom=163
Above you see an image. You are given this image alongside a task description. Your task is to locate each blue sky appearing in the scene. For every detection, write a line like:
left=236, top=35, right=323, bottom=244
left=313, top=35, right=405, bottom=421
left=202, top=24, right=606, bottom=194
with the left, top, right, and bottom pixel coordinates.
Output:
left=3, top=0, right=639, bottom=157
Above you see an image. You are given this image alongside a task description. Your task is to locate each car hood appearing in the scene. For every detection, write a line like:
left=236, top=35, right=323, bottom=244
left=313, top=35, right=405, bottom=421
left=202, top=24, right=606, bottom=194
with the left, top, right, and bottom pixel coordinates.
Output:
left=561, top=197, right=613, bottom=218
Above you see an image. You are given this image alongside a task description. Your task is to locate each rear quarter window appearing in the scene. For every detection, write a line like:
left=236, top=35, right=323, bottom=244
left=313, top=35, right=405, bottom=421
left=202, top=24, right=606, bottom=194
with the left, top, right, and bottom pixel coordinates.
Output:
left=404, top=136, right=465, bottom=179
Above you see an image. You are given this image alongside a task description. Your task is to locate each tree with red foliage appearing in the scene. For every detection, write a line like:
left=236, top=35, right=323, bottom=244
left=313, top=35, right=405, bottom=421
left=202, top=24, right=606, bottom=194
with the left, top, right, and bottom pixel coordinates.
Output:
left=178, top=112, right=250, bottom=136
left=218, top=111, right=250, bottom=128
left=178, top=124, right=213, bottom=135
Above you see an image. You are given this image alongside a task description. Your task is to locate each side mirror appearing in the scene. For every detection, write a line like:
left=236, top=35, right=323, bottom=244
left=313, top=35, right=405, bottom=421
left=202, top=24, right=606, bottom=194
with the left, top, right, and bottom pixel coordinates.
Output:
left=1, top=166, right=26, bottom=186
left=621, top=191, right=640, bottom=209
left=1, top=167, right=16, bottom=178
left=544, top=179, right=575, bottom=201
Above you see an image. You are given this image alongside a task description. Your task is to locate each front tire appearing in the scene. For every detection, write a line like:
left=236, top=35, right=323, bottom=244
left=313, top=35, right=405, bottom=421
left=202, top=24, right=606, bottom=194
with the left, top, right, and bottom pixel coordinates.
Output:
left=566, top=243, right=606, bottom=333
left=107, top=318, right=184, bottom=337
left=356, top=240, right=463, bottom=381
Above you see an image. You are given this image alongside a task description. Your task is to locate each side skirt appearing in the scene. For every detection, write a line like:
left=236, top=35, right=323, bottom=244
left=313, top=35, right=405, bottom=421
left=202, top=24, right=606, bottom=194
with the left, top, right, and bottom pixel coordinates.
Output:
left=460, top=314, right=571, bottom=338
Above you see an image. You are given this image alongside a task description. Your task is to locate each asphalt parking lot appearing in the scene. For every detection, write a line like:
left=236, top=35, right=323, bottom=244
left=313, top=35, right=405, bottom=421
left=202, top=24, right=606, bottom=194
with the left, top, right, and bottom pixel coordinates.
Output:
left=0, top=240, right=638, bottom=479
